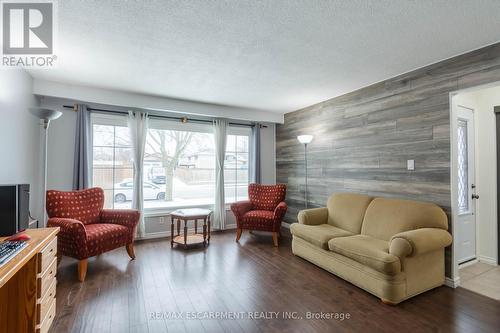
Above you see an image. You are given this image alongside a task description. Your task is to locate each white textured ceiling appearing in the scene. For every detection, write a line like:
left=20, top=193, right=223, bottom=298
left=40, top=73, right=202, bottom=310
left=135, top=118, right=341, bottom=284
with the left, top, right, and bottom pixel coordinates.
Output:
left=28, top=0, right=500, bottom=113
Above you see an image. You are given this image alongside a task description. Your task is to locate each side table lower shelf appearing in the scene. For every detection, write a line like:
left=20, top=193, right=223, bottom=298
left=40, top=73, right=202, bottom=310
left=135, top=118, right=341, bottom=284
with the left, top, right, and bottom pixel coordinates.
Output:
left=172, top=234, right=207, bottom=247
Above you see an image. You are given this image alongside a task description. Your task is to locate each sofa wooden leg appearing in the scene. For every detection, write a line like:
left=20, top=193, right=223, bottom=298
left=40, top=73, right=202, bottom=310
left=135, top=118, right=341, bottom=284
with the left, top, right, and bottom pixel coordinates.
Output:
left=236, top=228, right=243, bottom=242
left=126, top=243, right=136, bottom=260
left=272, top=232, right=279, bottom=247
left=78, top=259, right=88, bottom=282
left=381, top=298, right=397, bottom=306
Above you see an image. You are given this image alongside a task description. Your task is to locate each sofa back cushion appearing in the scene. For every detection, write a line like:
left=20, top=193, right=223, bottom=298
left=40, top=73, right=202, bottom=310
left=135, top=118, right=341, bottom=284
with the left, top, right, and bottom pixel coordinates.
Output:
left=327, top=193, right=373, bottom=234
left=248, top=183, right=287, bottom=211
left=46, top=187, right=104, bottom=225
left=361, top=197, right=448, bottom=241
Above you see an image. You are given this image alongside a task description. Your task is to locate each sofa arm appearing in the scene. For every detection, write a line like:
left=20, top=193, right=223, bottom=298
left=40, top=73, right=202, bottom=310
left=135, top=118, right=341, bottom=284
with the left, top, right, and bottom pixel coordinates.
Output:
left=100, top=209, right=140, bottom=230
left=297, top=207, right=328, bottom=225
left=47, top=217, right=88, bottom=259
left=230, top=201, right=253, bottom=220
left=273, top=201, right=288, bottom=221
left=389, top=228, right=452, bottom=258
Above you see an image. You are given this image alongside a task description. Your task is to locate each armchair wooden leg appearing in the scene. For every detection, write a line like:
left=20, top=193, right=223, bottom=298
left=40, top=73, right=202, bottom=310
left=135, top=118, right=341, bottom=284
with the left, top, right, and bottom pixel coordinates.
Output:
left=236, top=228, right=243, bottom=242
left=78, top=259, right=88, bottom=282
left=126, top=243, right=136, bottom=260
left=272, top=232, right=279, bottom=247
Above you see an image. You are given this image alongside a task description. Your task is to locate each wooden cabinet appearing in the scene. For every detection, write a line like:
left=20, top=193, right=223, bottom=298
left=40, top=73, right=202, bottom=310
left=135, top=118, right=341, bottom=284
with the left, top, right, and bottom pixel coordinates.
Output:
left=0, top=228, right=59, bottom=333
left=36, top=236, right=58, bottom=332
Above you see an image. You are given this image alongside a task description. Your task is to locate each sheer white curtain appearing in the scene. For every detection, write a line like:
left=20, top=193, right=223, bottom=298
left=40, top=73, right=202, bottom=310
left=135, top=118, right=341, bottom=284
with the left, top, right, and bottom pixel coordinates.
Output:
left=128, top=111, right=149, bottom=237
left=213, top=119, right=228, bottom=230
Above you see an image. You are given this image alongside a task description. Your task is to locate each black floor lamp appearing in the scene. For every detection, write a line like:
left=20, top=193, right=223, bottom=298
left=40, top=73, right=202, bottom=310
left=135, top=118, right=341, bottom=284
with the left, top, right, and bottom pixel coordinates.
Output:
left=297, top=135, right=313, bottom=208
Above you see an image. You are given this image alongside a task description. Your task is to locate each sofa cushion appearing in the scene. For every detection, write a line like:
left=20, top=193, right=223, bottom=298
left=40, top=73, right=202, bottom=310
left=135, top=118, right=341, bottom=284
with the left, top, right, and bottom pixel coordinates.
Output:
left=290, top=223, right=353, bottom=249
left=242, top=210, right=274, bottom=221
left=328, top=235, right=401, bottom=275
left=361, top=198, right=448, bottom=241
left=327, top=193, right=373, bottom=234
left=85, top=223, right=129, bottom=257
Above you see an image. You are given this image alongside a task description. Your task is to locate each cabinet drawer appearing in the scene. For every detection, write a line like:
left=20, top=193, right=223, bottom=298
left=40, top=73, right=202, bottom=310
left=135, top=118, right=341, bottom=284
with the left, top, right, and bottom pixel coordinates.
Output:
left=37, top=257, right=57, bottom=298
left=37, top=277, right=56, bottom=324
left=38, top=236, right=57, bottom=274
left=36, top=297, right=56, bottom=333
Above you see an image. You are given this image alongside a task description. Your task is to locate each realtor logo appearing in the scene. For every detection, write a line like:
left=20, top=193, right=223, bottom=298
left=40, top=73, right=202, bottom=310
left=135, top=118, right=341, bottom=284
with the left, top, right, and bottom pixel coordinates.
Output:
left=1, top=1, right=56, bottom=67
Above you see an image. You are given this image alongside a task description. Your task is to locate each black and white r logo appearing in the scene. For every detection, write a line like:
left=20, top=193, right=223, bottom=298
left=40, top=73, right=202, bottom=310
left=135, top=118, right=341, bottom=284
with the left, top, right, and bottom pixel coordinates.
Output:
left=2, top=2, right=53, bottom=54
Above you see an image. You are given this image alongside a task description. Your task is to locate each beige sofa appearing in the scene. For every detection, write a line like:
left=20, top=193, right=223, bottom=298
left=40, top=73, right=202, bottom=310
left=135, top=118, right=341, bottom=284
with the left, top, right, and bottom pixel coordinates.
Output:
left=290, top=193, right=452, bottom=304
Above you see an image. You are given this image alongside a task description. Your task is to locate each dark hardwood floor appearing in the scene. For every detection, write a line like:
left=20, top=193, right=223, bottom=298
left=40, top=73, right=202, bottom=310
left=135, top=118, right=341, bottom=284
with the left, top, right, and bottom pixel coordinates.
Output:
left=50, top=229, right=500, bottom=333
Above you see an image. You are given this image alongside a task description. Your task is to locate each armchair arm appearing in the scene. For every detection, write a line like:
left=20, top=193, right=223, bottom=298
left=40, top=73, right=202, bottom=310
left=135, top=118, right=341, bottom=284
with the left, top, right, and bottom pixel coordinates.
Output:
left=100, top=209, right=140, bottom=230
left=389, top=228, right=452, bottom=258
left=297, top=207, right=328, bottom=225
left=273, top=201, right=288, bottom=221
left=47, top=217, right=88, bottom=259
left=230, top=200, right=253, bottom=220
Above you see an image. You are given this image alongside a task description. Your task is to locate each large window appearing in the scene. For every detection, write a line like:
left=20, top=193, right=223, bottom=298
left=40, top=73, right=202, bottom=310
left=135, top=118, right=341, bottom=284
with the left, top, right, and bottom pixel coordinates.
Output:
left=91, top=114, right=251, bottom=211
left=144, top=119, right=216, bottom=209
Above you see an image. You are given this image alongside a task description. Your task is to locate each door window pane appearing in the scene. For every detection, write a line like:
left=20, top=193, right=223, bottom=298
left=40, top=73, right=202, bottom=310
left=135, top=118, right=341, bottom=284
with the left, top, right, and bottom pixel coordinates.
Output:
left=457, top=119, right=469, bottom=215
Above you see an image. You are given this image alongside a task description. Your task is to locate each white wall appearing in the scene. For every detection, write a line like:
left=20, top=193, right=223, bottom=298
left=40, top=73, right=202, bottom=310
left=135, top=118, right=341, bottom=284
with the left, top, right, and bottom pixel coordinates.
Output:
left=0, top=69, right=41, bottom=220
left=472, top=86, right=500, bottom=264
left=260, top=124, right=276, bottom=184
left=455, top=86, right=499, bottom=264
left=34, top=79, right=284, bottom=123
left=39, top=97, right=77, bottom=191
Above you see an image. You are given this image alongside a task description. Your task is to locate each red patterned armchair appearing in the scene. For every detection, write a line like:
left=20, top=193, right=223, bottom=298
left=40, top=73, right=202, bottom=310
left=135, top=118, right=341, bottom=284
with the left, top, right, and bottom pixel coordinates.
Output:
left=231, top=183, right=287, bottom=246
left=46, top=187, right=140, bottom=282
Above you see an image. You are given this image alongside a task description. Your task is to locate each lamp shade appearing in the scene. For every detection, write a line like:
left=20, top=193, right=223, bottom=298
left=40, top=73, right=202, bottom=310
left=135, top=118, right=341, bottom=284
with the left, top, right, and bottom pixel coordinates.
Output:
left=29, top=107, right=62, bottom=121
left=297, top=135, right=313, bottom=144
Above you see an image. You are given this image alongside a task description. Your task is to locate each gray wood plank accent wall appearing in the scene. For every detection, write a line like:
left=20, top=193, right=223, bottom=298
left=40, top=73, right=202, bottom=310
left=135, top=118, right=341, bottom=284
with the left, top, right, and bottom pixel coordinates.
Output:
left=276, top=43, right=500, bottom=276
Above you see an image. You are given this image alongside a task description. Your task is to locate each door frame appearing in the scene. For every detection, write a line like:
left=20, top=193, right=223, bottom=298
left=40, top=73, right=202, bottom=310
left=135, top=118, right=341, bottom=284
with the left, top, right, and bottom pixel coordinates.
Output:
left=450, top=97, right=477, bottom=285
left=450, top=82, right=500, bottom=286
left=495, top=106, right=500, bottom=265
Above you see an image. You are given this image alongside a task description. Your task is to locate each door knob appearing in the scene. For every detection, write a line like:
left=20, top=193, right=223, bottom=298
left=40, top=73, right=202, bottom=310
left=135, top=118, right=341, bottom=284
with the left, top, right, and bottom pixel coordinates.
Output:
left=472, top=194, right=479, bottom=200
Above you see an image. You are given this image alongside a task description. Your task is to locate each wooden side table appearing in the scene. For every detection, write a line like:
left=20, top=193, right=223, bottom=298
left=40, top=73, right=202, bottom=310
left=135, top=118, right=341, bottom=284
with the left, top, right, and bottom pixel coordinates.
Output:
left=170, top=208, right=212, bottom=249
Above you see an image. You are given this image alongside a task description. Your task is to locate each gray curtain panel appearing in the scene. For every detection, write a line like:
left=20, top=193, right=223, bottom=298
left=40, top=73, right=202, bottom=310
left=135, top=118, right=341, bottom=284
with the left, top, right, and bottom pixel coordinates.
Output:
left=251, top=123, right=261, bottom=183
left=72, top=104, right=90, bottom=190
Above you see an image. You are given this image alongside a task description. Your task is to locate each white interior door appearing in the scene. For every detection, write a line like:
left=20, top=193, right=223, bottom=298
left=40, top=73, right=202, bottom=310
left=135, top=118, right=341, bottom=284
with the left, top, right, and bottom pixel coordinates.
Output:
left=455, top=105, right=477, bottom=264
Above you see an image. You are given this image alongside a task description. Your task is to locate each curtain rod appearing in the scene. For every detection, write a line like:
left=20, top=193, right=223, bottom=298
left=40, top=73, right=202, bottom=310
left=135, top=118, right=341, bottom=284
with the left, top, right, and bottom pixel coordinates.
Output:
left=63, top=105, right=267, bottom=128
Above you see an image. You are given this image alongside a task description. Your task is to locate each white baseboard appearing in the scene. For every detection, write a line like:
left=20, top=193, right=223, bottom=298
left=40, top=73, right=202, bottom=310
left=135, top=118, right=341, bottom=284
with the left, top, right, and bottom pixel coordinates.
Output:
left=445, top=276, right=460, bottom=288
left=137, top=224, right=237, bottom=241
left=281, top=222, right=291, bottom=229
left=478, top=255, right=498, bottom=266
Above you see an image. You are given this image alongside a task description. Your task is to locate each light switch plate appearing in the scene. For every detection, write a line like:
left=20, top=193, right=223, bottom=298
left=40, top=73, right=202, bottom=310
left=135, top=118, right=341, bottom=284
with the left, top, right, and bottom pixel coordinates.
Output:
left=407, top=159, right=415, bottom=171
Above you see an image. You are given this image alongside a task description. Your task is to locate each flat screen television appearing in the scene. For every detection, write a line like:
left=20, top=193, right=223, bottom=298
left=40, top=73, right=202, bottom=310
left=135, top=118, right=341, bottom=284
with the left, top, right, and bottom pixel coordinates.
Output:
left=0, top=184, right=30, bottom=236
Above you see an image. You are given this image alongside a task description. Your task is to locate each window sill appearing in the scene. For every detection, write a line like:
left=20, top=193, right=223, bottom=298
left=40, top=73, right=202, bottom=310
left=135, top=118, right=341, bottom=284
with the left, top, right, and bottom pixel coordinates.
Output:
left=144, top=203, right=235, bottom=218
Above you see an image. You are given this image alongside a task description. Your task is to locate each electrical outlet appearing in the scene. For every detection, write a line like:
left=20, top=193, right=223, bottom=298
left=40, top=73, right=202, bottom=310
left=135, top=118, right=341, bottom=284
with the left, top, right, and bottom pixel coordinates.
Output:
left=159, top=217, right=165, bottom=224
left=407, top=159, right=415, bottom=171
